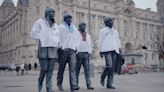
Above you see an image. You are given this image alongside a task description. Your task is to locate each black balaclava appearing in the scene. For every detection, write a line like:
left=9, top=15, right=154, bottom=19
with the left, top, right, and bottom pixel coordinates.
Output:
left=104, top=17, right=113, bottom=29
left=45, top=7, right=55, bottom=25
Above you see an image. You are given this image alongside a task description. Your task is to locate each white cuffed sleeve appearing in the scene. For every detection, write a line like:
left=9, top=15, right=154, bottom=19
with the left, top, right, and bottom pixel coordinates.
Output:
left=30, top=19, right=41, bottom=39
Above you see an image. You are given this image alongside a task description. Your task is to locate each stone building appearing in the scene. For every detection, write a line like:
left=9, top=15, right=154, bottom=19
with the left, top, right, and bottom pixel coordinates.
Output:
left=0, top=0, right=163, bottom=67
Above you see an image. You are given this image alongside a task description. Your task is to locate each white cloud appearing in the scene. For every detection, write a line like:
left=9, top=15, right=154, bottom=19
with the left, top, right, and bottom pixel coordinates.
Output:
left=12, top=0, right=18, bottom=7
left=0, top=0, right=4, bottom=6
left=133, top=0, right=157, bottom=12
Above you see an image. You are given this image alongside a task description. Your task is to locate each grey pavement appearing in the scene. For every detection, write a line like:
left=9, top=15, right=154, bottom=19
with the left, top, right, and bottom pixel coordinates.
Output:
left=0, top=70, right=164, bottom=92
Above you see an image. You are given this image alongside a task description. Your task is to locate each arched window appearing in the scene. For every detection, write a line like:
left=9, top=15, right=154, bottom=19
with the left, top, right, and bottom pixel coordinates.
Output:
left=125, top=42, right=132, bottom=50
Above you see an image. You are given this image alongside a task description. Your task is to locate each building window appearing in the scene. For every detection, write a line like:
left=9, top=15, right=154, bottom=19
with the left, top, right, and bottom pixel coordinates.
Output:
left=76, top=12, right=85, bottom=26
left=91, top=14, right=95, bottom=22
left=125, top=42, right=132, bottom=50
left=104, top=6, right=108, bottom=10
left=156, top=26, right=161, bottom=31
left=83, top=2, right=87, bottom=7
left=152, top=53, right=155, bottom=60
left=94, top=3, right=98, bottom=8
left=136, top=31, right=139, bottom=39
left=136, top=22, right=140, bottom=39
left=145, top=14, right=148, bottom=18
left=35, top=6, right=40, bottom=15
left=35, top=0, right=40, bottom=5
left=150, top=32, right=153, bottom=40
left=149, top=24, right=154, bottom=41
left=123, top=20, right=129, bottom=37
left=62, top=10, right=69, bottom=16
left=142, top=23, right=147, bottom=40
left=143, top=31, right=146, bottom=40
left=63, top=0, right=72, bottom=3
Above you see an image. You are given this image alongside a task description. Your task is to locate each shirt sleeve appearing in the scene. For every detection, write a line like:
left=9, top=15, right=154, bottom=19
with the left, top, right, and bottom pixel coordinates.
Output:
left=30, top=19, right=41, bottom=39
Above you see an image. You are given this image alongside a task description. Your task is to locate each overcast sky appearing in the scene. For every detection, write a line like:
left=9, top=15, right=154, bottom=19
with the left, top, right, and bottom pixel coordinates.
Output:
left=0, top=0, right=158, bottom=12
left=133, top=0, right=157, bottom=12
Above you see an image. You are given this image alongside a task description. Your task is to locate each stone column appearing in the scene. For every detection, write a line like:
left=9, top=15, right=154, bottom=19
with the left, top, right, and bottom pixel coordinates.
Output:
left=58, top=0, right=63, bottom=24
left=140, top=23, right=143, bottom=43
left=72, top=1, right=77, bottom=25
left=93, top=15, right=102, bottom=65
left=118, top=15, right=124, bottom=47
left=131, top=17, right=135, bottom=40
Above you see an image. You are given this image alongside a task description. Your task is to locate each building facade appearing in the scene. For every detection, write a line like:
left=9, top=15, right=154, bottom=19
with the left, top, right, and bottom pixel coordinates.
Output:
left=157, top=0, right=164, bottom=23
left=0, top=0, right=164, bottom=67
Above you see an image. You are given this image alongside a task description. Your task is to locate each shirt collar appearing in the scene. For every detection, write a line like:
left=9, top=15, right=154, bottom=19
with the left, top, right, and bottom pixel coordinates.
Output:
left=105, top=26, right=114, bottom=30
left=43, top=18, right=55, bottom=28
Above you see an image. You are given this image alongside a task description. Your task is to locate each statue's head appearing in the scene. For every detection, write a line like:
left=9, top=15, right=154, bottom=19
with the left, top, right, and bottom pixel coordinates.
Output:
left=45, top=7, right=55, bottom=22
left=63, top=13, right=72, bottom=25
left=104, top=17, right=113, bottom=28
left=78, top=22, right=86, bottom=32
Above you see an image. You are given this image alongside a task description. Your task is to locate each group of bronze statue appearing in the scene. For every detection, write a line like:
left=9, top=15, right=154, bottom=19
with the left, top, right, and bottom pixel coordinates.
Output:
left=31, top=7, right=123, bottom=92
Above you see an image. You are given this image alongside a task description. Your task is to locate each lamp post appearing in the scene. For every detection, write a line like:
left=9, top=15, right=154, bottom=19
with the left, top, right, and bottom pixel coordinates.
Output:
left=88, top=0, right=91, bottom=34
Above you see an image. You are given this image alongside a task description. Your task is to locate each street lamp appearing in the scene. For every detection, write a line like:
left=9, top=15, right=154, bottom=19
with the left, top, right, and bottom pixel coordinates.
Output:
left=88, top=0, right=91, bottom=35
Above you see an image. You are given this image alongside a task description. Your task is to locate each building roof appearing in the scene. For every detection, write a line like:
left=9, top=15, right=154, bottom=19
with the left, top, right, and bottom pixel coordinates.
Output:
left=18, top=0, right=29, bottom=7
left=1, top=0, right=14, bottom=6
left=0, top=0, right=29, bottom=7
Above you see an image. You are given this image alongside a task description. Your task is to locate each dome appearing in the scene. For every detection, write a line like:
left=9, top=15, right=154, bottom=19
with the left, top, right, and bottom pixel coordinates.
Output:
left=1, top=0, right=14, bottom=6
left=18, top=0, right=29, bottom=6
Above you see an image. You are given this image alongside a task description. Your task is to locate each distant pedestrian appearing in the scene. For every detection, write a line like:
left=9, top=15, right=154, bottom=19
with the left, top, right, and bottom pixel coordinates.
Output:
left=21, top=64, right=25, bottom=75
left=24, top=63, right=28, bottom=75
left=34, top=62, right=37, bottom=70
left=16, top=64, right=20, bottom=76
left=28, top=63, right=32, bottom=71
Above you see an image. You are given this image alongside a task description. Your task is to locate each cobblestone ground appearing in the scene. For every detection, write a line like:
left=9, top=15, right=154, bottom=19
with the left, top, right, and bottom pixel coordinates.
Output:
left=0, top=70, right=164, bottom=92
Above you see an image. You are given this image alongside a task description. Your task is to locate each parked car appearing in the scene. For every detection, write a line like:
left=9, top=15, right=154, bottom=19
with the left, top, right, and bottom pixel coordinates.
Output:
left=0, top=64, right=9, bottom=70
left=8, top=64, right=16, bottom=71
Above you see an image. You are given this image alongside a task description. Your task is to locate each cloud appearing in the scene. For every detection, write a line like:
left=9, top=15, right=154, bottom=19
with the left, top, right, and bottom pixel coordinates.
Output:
left=0, top=0, right=4, bottom=6
left=13, top=0, right=18, bottom=7
left=133, top=0, right=157, bottom=12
